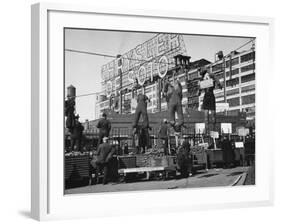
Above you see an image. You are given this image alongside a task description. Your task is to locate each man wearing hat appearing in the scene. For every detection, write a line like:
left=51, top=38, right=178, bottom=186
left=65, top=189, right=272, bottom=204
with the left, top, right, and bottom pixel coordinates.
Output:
left=97, top=112, right=111, bottom=145
left=92, top=136, right=115, bottom=185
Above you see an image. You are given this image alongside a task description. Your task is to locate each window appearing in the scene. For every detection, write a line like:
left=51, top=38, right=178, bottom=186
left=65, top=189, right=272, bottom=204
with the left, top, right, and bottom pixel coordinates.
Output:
left=241, top=52, right=255, bottom=63
left=244, top=106, right=255, bottom=113
left=215, top=92, right=225, bottom=98
left=227, top=109, right=240, bottom=116
left=227, top=88, right=239, bottom=96
left=225, top=57, right=239, bottom=67
left=189, top=71, right=199, bottom=80
left=226, top=68, right=239, bottom=77
left=212, top=63, right=223, bottom=72
left=241, top=73, right=255, bottom=83
left=226, top=77, right=239, bottom=87
left=241, top=84, right=255, bottom=93
left=227, top=97, right=240, bottom=107
left=241, top=64, right=255, bottom=73
left=216, top=72, right=224, bottom=80
left=242, top=94, right=255, bottom=105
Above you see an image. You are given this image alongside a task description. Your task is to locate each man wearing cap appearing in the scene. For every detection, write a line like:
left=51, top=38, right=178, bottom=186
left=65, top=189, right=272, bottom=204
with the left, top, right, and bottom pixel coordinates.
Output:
left=97, top=113, right=111, bottom=145
left=92, top=136, right=115, bottom=185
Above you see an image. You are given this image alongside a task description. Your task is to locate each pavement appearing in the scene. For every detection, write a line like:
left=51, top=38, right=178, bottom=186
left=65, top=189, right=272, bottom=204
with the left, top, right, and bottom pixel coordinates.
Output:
left=65, top=166, right=250, bottom=195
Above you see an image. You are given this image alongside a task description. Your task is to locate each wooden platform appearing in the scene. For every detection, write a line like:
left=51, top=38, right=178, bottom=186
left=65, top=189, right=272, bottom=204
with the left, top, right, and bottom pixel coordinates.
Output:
left=118, top=166, right=176, bottom=174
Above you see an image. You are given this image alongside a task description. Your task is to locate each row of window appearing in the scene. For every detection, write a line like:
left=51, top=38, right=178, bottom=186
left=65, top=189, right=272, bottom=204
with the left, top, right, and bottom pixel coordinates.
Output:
left=226, top=68, right=239, bottom=77
left=241, top=64, right=255, bottom=73
left=225, top=57, right=239, bottom=68
left=241, top=73, right=255, bottom=83
left=241, top=84, right=255, bottom=93
left=215, top=63, right=254, bottom=82
left=188, top=71, right=199, bottom=80
left=242, top=94, right=255, bottom=105
left=226, top=77, right=239, bottom=87
left=217, top=72, right=255, bottom=88
left=227, top=97, right=240, bottom=107
left=211, top=52, right=255, bottom=72
left=216, top=93, right=255, bottom=108
left=241, top=52, right=255, bottom=63
left=216, top=68, right=240, bottom=80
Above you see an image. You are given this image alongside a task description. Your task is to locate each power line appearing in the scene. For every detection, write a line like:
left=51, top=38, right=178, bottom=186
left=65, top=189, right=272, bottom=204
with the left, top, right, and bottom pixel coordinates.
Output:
left=66, top=91, right=103, bottom=99
left=225, top=38, right=255, bottom=58
left=65, top=48, right=176, bottom=65
left=66, top=38, right=256, bottom=100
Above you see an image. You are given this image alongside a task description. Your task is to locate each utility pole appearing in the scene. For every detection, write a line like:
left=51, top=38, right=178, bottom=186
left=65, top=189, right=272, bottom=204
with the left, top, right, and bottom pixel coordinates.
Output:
left=158, top=78, right=162, bottom=112
left=117, top=55, right=122, bottom=114
left=223, top=56, right=227, bottom=103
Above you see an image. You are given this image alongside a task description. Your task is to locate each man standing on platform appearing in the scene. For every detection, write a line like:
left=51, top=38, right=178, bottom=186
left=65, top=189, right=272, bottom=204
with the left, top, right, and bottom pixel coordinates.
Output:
left=97, top=112, right=111, bottom=145
left=132, top=90, right=150, bottom=134
left=162, top=76, right=184, bottom=132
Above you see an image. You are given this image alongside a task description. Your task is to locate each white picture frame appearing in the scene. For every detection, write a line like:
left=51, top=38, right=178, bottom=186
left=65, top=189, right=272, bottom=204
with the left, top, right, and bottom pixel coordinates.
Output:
left=31, top=2, right=274, bottom=221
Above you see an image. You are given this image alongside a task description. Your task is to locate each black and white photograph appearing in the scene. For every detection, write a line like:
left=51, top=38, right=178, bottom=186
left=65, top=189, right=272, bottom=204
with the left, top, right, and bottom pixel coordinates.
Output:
left=64, top=29, right=256, bottom=194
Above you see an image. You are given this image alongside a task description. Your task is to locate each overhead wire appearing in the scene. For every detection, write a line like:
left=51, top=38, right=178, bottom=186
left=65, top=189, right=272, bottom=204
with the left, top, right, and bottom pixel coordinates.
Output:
left=65, top=48, right=176, bottom=65
left=65, top=38, right=255, bottom=99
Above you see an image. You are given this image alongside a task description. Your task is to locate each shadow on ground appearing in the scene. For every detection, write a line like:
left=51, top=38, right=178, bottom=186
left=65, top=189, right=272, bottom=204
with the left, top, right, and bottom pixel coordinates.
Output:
left=198, top=173, right=219, bottom=178
left=227, top=171, right=244, bottom=176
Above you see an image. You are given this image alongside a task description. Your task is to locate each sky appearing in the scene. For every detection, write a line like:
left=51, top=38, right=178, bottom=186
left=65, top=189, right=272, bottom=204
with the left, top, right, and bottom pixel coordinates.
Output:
left=65, top=29, right=253, bottom=121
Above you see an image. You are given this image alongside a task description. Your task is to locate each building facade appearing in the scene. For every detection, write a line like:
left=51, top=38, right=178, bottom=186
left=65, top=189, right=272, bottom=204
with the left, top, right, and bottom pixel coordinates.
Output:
left=96, top=36, right=255, bottom=122
left=204, top=47, right=255, bottom=120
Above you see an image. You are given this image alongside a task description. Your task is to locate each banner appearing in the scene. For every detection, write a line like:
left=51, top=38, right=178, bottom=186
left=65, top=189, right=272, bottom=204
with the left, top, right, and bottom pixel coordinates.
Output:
left=210, top=131, right=219, bottom=139
left=237, top=127, right=249, bottom=136
left=221, top=123, right=232, bottom=134
left=195, top=123, right=205, bottom=134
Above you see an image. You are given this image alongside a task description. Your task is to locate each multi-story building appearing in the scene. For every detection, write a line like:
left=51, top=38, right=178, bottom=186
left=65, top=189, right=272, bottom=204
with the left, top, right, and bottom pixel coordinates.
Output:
left=203, top=47, right=255, bottom=120
left=95, top=58, right=210, bottom=117
left=95, top=35, right=255, bottom=122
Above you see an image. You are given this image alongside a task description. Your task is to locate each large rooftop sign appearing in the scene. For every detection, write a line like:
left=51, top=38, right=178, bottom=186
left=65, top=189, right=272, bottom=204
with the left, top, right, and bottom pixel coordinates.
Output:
left=101, top=34, right=187, bottom=95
